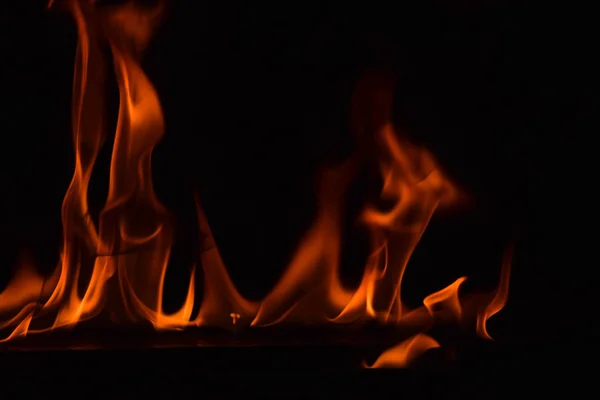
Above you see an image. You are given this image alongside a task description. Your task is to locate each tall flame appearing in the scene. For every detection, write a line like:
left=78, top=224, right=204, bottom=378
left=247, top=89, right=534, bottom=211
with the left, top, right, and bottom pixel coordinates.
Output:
left=0, top=0, right=513, bottom=368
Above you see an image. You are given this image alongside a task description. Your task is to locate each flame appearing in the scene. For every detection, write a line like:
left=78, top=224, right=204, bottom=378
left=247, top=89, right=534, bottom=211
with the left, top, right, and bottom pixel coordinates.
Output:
left=334, top=70, right=462, bottom=327
left=360, top=124, right=460, bottom=322
left=0, top=0, right=109, bottom=340
left=0, top=0, right=192, bottom=339
left=1, top=1, right=514, bottom=366
left=476, top=243, right=513, bottom=339
left=251, top=161, right=358, bottom=326
left=194, top=196, right=258, bottom=328
left=424, top=276, right=467, bottom=322
left=364, top=333, right=441, bottom=368
left=251, top=79, right=462, bottom=328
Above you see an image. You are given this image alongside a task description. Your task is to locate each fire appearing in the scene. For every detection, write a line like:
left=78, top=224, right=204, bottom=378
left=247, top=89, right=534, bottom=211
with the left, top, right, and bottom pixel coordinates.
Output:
left=0, top=0, right=513, bottom=368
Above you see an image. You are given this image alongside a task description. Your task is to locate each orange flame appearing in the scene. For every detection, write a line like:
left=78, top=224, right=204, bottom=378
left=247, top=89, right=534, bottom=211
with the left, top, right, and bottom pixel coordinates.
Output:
left=251, top=161, right=358, bottom=326
left=364, top=333, right=441, bottom=369
left=194, top=196, right=258, bottom=328
left=0, top=1, right=513, bottom=367
left=477, top=243, right=513, bottom=339
left=424, top=276, right=467, bottom=322
left=0, top=0, right=188, bottom=339
left=1, top=0, right=109, bottom=341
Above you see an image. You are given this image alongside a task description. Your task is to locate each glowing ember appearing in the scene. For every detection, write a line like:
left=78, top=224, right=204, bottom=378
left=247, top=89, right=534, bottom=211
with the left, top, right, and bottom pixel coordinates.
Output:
left=0, top=0, right=512, bottom=368
left=229, top=313, right=241, bottom=325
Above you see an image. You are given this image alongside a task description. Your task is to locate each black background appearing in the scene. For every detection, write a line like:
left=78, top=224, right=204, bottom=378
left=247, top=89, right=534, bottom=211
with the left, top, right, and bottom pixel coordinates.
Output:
left=1, top=0, right=596, bottom=356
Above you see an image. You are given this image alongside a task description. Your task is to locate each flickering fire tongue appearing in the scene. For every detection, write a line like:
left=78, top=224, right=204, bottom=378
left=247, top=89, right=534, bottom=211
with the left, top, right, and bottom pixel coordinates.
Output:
left=0, top=0, right=511, bottom=368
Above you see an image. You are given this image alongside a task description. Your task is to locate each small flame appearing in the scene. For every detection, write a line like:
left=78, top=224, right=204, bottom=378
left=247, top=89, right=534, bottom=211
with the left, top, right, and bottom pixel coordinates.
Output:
left=477, top=243, right=513, bottom=339
left=424, top=277, right=467, bottom=322
left=364, top=333, right=441, bottom=368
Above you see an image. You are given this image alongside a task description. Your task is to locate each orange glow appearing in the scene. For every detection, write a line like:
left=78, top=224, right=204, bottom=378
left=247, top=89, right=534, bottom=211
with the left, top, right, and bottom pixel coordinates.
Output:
left=0, top=255, right=53, bottom=318
left=0, top=0, right=514, bottom=368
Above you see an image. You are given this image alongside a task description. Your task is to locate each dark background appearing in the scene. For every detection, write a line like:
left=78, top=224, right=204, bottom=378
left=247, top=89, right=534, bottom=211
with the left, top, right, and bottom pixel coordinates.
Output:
left=1, top=0, right=596, bottom=352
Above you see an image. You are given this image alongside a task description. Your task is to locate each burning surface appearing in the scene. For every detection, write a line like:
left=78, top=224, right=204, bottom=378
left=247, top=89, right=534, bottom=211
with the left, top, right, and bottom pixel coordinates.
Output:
left=0, top=0, right=512, bottom=368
